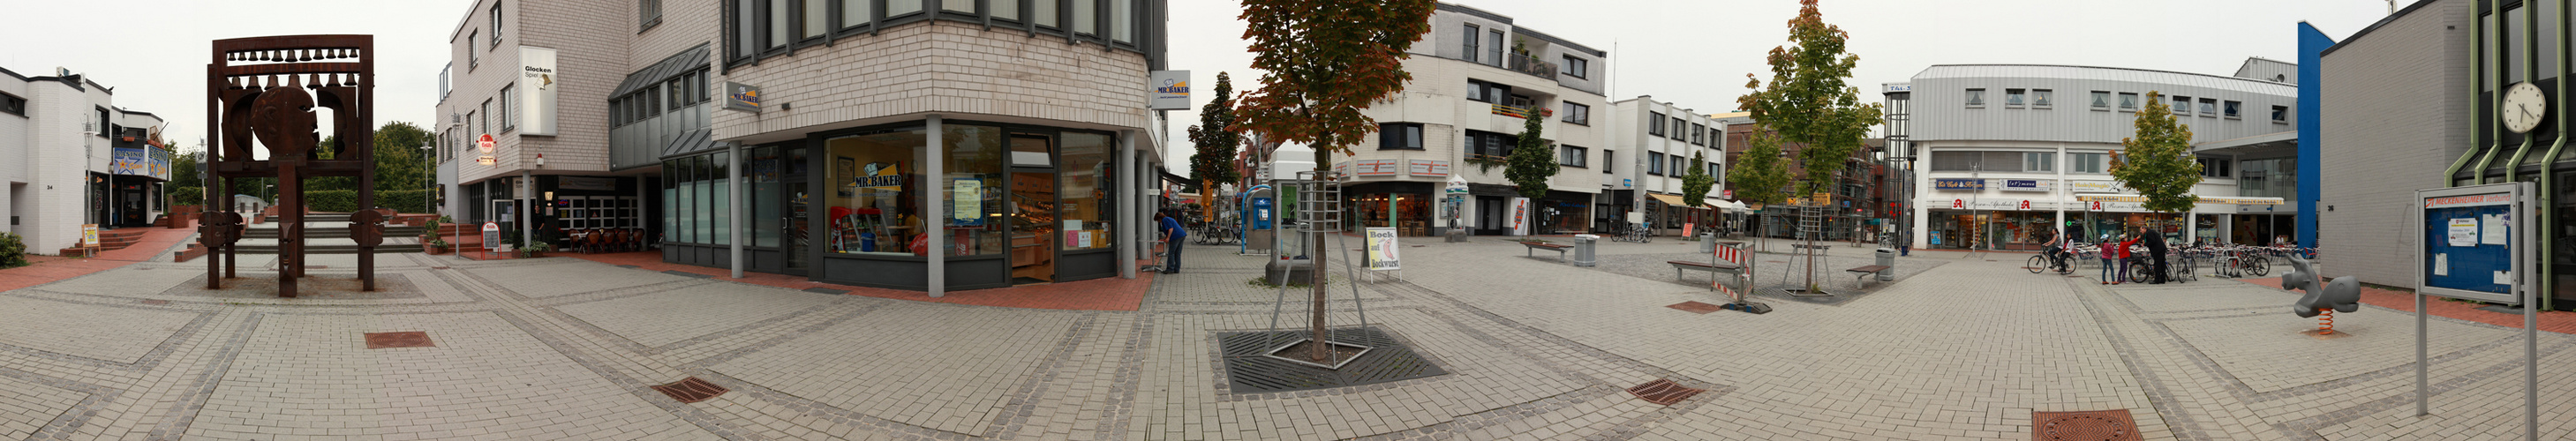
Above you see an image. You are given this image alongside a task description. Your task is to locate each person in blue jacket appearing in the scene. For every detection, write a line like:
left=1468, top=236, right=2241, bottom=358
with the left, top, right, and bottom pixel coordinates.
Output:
left=1157, top=211, right=1186, bottom=273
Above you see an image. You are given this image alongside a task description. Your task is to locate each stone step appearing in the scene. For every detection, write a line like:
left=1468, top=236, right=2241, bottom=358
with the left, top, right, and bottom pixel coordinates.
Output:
left=232, top=244, right=426, bottom=254
left=242, top=226, right=427, bottom=239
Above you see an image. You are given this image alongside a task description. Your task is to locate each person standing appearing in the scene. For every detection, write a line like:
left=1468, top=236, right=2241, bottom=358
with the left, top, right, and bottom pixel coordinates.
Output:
left=1157, top=211, right=1186, bottom=273
left=2097, top=235, right=2120, bottom=284
left=2115, top=233, right=2141, bottom=285
left=2141, top=226, right=2170, bottom=284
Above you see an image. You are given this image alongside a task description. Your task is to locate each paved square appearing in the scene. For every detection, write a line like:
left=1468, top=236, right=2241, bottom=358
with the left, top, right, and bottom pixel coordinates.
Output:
left=0, top=374, right=83, bottom=439
left=190, top=311, right=713, bottom=440
left=2165, top=304, right=2517, bottom=393
left=475, top=260, right=696, bottom=298
left=554, top=283, right=841, bottom=348
left=711, top=303, right=1078, bottom=435
left=0, top=295, right=199, bottom=363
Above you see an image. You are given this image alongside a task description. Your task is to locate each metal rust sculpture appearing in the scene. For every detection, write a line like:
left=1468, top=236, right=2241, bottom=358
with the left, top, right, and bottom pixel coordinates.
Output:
left=206, top=35, right=380, bottom=297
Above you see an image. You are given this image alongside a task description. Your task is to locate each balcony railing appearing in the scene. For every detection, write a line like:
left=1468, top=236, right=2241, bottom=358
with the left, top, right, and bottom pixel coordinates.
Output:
left=1505, top=53, right=1557, bottom=80
left=1490, top=104, right=1538, bottom=119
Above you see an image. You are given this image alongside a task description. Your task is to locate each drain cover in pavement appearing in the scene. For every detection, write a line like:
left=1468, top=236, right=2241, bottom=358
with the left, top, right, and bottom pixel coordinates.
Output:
left=652, top=377, right=728, bottom=403
left=1216, top=326, right=1444, bottom=393
left=2033, top=409, right=2139, bottom=441
left=1625, top=378, right=1704, bottom=406
left=1667, top=301, right=1723, bottom=314
left=363, top=332, right=435, bottom=349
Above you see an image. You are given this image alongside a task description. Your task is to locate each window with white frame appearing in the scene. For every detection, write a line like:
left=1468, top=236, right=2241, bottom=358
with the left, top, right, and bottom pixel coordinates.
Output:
left=2173, top=95, right=2191, bottom=115
left=2005, top=88, right=2026, bottom=107
left=2198, top=98, right=2217, bottom=116
left=1965, top=88, right=1985, bottom=107
left=2090, top=91, right=2110, bottom=110
left=2223, top=101, right=2241, bottom=118
left=2271, top=105, right=2289, bottom=123
left=2118, top=93, right=2138, bottom=111
left=2022, top=152, right=2054, bottom=172
left=2032, top=89, right=2053, bottom=108
left=2069, top=152, right=2107, bottom=174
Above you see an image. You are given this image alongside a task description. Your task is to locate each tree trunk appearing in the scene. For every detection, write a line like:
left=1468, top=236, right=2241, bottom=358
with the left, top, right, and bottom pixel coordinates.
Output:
left=1309, top=149, right=1331, bottom=363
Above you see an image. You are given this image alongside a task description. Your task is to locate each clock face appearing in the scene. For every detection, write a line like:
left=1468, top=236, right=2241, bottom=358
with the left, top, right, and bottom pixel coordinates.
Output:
left=2503, top=82, right=2549, bottom=134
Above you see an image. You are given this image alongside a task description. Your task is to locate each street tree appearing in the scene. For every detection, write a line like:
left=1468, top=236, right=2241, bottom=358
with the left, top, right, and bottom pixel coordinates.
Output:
left=1681, top=150, right=1716, bottom=221
left=1504, top=108, right=1556, bottom=201
left=1186, top=72, right=1241, bottom=224
left=1234, top=0, right=1435, bottom=364
left=1726, top=128, right=1794, bottom=251
left=1736, top=0, right=1881, bottom=198
left=2111, top=91, right=2204, bottom=214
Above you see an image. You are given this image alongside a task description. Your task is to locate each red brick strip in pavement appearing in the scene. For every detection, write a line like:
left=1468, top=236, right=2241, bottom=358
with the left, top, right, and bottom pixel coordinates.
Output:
left=558, top=250, right=1152, bottom=311
left=2231, top=277, right=2576, bottom=335
left=0, top=220, right=200, bottom=292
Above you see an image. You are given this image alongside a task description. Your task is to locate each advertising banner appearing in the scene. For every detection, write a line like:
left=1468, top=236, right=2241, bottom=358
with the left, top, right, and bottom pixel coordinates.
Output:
left=2067, top=180, right=2125, bottom=193
left=2000, top=179, right=2052, bottom=192
left=725, top=82, right=762, bottom=113
left=1364, top=228, right=1400, bottom=271
left=1509, top=198, right=1533, bottom=236
left=1149, top=71, right=1191, bottom=110
left=1932, top=178, right=1985, bottom=191
left=518, top=46, right=560, bottom=136
left=109, top=147, right=148, bottom=176
left=1353, top=159, right=1398, bottom=176
left=1407, top=159, right=1450, bottom=177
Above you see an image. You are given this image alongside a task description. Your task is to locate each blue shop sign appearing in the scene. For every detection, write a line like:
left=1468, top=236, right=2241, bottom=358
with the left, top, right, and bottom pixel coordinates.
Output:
left=1932, top=178, right=1985, bottom=191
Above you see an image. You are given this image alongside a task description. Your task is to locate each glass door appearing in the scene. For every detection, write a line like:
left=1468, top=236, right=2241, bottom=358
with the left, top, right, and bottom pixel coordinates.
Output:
left=1010, top=171, right=1059, bottom=284
left=783, top=146, right=810, bottom=276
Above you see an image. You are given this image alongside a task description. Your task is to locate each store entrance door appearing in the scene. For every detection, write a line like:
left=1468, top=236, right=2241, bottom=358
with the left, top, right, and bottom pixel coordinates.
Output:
left=781, top=155, right=810, bottom=276
left=1010, top=171, right=1059, bottom=284
left=1475, top=196, right=1503, bottom=235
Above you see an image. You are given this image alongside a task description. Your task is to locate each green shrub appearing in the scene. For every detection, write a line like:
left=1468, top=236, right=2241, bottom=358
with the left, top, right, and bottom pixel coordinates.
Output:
left=0, top=231, right=27, bottom=268
left=168, top=187, right=206, bottom=207
left=297, top=189, right=430, bottom=213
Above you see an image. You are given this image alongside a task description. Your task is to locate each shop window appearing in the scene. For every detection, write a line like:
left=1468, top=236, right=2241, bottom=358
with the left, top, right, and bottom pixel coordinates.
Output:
left=825, top=129, right=930, bottom=255
left=751, top=146, right=782, bottom=248
left=1060, top=132, right=1115, bottom=250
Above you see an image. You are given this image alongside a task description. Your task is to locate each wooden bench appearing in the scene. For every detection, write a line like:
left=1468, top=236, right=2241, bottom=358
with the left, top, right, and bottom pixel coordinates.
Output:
left=1845, top=265, right=1893, bottom=289
left=1518, top=242, right=1572, bottom=262
left=1666, top=260, right=1744, bottom=283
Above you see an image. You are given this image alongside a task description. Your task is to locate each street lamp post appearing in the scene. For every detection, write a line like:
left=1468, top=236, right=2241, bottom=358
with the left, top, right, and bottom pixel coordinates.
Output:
left=422, top=140, right=433, bottom=214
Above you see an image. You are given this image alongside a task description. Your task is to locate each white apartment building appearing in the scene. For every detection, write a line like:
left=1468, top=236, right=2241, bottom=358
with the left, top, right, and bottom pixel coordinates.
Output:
left=435, top=0, right=1170, bottom=294
left=0, top=67, right=169, bottom=254
left=1601, top=97, right=1727, bottom=235
left=1892, top=64, right=2297, bottom=251
left=1338, top=2, right=1608, bottom=236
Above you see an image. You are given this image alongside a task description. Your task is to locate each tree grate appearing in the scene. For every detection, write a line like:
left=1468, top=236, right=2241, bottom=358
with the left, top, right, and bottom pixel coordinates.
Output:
left=1215, top=326, right=1444, bottom=393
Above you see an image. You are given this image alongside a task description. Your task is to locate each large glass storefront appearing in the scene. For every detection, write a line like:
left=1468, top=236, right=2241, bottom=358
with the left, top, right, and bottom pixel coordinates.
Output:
left=659, top=120, right=1124, bottom=290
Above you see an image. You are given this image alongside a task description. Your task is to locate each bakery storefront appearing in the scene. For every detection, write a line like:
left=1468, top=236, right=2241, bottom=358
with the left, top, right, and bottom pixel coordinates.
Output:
left=664, top=121, right=1127, bottom=291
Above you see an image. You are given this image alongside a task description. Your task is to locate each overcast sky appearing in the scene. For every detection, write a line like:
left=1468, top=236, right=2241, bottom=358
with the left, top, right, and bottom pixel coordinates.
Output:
left=2, top=0, right=2395, bottom=163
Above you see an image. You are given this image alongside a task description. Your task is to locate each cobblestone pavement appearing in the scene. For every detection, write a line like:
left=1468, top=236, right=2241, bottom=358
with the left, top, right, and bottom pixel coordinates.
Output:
left=0, top=235, right=2570, bottom=440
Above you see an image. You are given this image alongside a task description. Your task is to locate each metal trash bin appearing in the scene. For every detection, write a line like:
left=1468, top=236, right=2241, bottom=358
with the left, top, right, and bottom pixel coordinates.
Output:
left=1572, top=235, right=1600, bottom=267
left=1698, top=232, right=1715, bottom=253
left=1875, top=248, right=1896, bottom=281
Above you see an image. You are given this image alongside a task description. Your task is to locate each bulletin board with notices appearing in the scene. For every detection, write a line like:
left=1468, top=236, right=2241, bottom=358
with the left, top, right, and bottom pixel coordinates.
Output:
left=2416, top=183, right=2532, bottom=304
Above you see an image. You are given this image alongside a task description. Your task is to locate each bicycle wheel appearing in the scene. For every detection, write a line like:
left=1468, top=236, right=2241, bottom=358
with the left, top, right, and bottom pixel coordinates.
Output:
left=2027, top=256, right=2047, bottom=273
left=2128, top=262, right=2148, bottom=283
left=2248, top=256, right=2270, bottom=277
left=2177, top=258, right=2196, bottom=281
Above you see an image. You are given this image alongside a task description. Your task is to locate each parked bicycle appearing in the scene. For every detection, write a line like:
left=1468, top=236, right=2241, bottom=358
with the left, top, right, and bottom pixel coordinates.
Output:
left=1616, top=221, right=1654, bottom=243
left=2123, top=250, right=2196, bottom=283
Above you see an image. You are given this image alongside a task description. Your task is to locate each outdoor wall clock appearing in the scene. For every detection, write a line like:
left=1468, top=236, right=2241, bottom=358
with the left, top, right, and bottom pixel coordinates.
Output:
left=2503, top=81, right=2549, bottom=134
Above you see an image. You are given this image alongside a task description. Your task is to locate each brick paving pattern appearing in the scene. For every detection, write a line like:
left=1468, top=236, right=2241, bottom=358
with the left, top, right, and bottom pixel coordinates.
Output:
left=0, top=235, right=2571, bottom=439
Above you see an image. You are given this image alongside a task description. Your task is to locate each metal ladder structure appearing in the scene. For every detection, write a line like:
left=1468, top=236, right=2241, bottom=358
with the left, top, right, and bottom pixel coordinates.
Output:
left=1789, top=203, right=1836, bottom=297
left=1261, top=172, right=1377, bottom=369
